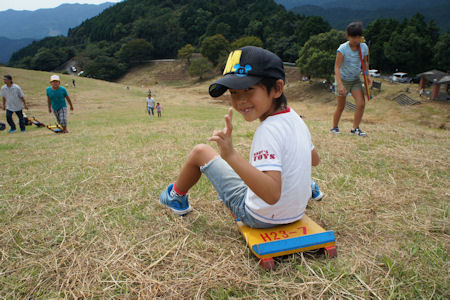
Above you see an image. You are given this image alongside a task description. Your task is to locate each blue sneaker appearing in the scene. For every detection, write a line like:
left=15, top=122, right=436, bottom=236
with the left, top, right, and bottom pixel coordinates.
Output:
left=311, top=180, right=324, bottom=201
left=159, top=183, right=193, bottom=216
left=8, top=129, right=16, bottom=133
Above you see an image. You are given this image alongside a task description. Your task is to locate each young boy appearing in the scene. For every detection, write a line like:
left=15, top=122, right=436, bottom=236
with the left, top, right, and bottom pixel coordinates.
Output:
left=331, top=21, right=372, bottom=136
left=47, top=75, right=74, bottom=133
left=1, top=74, right=28, bottom=133
left=159, top=46, right=322, bottom=228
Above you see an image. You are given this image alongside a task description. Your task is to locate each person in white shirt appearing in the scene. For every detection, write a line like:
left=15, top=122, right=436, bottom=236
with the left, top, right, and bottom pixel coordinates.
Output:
left=146, top=91, right=155, bottom=117
left=159, top=46, right=322, bottom=228
left=1, top=74, right=28, bottom=133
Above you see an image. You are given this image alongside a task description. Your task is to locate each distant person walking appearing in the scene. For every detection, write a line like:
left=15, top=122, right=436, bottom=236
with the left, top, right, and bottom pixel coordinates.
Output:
left=156, top=102, right=162, bottom=117
left=331, top=21, right=372, bottom=136
left=1, top=74, right=28, bottom=133
left=72, top=79, right=76, bottom=87
left=47, top=75, right=74, bottom=133
left=146, top=91, right=155, bottom=117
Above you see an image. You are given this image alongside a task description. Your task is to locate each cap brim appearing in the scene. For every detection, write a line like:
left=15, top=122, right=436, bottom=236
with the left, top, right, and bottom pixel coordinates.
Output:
left=209, top=74, right=262, bottom=97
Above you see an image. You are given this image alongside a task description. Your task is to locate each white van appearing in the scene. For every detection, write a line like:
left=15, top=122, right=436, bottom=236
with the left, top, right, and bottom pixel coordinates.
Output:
left=391, top=72, right=409, bottom=83
left=369, top=69, right=380, bottom=77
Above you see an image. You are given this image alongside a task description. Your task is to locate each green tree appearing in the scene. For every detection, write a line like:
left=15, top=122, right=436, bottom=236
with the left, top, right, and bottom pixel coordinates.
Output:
left=296, top=30, right=346, bottom=80
left=230, top=36, right=263, bottom=50
left=433, top=31, right=450, bottom=71
left=178, top=44, right=195, bottom=64
left=365, top=18, right=400, bottom=71
left=200, top=34, right=230, bottom=65
left=31, top=48, right=60, bottom=71
left=188, top=57, right=213, bottom=80
left=294, top=16, right=331, bottom=46
left=384, top=13, right=439, bottom=74
left=117, top=39, right=153, bottom=65
left=84, top=56, right=126, bottom=81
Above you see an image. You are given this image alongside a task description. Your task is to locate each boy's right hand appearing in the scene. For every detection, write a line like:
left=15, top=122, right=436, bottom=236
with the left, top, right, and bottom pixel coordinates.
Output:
left=208, top=108, right=235, bottom=160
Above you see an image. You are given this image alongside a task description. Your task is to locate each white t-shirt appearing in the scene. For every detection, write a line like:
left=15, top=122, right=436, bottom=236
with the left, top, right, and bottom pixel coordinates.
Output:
left=1, top=84, right=25, bottom=111
left=245, top=107, right=314, bottom=224
left=146, top=97, right=155, bottom=108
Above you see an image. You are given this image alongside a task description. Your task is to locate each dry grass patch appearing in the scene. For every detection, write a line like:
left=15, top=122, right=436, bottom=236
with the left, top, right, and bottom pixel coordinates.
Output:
left=0, top=66, right=448, bottom=298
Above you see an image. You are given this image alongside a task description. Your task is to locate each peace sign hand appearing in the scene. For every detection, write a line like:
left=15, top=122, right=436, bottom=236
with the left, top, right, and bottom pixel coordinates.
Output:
left=208, top=108, right=235, bottom=159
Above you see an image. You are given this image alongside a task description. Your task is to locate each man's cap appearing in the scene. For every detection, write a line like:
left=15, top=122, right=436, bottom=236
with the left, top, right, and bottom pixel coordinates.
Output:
left=209, top=46, right=285, bottom=98
left=50, top=74, right=60, bottom=82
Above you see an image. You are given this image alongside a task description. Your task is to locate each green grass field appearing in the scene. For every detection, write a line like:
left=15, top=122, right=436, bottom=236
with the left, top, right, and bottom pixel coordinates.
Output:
left=0, top=65, right=448, bottom=298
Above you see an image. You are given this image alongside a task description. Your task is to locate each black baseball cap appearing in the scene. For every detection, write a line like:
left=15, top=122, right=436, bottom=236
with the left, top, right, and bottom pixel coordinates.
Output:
left=209, top=46, right=285, bottom=98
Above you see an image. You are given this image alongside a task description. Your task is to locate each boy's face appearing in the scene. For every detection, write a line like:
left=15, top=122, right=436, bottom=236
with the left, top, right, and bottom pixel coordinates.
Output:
left=229, top=80, right=282, bottom=122
left=3, top=77, right=12, bottom=86
left=50, top=80, right=60, bottom=89
left=347, top=35, right=362, bottom=47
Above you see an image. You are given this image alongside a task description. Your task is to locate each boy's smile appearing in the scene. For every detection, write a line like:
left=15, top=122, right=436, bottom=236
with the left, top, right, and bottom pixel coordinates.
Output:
left=230, top=83, right=281, bottom=122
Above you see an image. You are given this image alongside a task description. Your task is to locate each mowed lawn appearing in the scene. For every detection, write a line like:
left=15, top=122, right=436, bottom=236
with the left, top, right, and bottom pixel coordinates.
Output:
left=0, top=66, right=448, bottom=299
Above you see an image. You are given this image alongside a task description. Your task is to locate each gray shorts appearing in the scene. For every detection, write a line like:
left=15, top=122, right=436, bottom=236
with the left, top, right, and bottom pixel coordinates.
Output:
left=53, top=107, right=67, bottom=126
left=200, top=156, right=278, bottom=229
left=335, top=78, right=363, bottom=96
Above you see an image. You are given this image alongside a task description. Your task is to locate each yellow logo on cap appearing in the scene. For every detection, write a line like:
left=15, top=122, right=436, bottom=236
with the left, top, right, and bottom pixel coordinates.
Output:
left=223, top=50, right=242, bottom=75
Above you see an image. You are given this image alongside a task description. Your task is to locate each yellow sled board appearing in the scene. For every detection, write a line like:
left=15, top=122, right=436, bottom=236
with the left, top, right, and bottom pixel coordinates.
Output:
left=237, top=215, right=336, bottom=260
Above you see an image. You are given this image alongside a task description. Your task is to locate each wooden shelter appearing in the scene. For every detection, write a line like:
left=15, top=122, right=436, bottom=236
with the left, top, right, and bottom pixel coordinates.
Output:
left=417, top=69, right=449, bottom=99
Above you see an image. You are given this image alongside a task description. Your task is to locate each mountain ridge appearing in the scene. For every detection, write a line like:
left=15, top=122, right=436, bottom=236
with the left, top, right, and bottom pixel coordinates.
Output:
left=0, top=2, right=115, bottom=64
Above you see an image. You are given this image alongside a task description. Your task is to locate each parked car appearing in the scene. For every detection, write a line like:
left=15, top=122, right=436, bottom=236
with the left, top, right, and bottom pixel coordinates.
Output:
left=391, top=72, right=409, bottom=83
left=369, top=69, right=380, bottom=77
left=71, top=66, right=77, bottom=72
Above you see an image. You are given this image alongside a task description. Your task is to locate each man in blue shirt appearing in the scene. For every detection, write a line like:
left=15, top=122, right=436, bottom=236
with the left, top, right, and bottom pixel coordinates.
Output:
left=47, top=75, right=74, bottom=133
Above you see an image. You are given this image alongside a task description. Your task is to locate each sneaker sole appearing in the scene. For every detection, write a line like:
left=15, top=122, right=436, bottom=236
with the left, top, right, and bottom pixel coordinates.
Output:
left=168, top=205, right=193, bottom=216
left=159, top=197, right=193, bottom=216
left=312, top=194, right=325, bottom=201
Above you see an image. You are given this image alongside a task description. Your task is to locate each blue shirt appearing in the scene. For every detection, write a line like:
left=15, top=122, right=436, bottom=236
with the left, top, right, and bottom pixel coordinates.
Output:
left=337, top=41, right=368, bottom=81
left=46, top=86, right=68, bottom=111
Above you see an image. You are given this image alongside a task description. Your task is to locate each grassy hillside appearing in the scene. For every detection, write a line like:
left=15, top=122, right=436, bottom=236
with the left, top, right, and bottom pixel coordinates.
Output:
left=0, top=65, right=448, bottom=298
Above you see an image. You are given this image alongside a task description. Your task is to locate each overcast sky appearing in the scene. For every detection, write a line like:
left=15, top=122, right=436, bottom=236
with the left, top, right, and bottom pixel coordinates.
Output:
left=0, top=0, right=122, bottom=12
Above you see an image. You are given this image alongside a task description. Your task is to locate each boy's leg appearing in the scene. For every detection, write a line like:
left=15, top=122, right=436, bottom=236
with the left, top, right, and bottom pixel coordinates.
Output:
left=332, top=95, right=346, bottom=128
left=173, top=144, right=218, bottom=194
left=6, top=109, right=16, bottom=130
left=16, top=110, right=25, bottom=131
left=159, top=144, right=218, bottom=215
left=351, top=89, right=365, bottom=130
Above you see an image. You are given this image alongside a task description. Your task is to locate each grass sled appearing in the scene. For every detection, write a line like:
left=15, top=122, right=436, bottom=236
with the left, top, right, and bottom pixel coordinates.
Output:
left=30, top=116, right=64, bottom=133
left=236, top=215, right=337, bottom=270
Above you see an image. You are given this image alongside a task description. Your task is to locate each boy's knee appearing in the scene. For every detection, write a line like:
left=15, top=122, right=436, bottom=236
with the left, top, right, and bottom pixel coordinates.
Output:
left=192, top=144, right=214, bottom=155
left=191, top=144, right=217, bottom=164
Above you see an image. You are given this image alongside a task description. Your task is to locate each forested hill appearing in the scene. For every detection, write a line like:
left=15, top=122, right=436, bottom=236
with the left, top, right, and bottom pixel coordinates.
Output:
left=275, top=0, right=449, bottom=11
left=9, top=0, right=331, bottom=80
left=275, top=0, right=450, bottom=31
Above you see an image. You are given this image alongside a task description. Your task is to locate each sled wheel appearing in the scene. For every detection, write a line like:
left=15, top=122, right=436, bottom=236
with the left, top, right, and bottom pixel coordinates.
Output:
left=260, top=258, right=275, bottom=270
left=324, top=246, right=337, bottom=258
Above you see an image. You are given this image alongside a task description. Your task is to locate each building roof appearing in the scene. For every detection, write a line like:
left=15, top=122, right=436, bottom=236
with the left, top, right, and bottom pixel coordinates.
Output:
left=438, top=75, right=450, bottom=84
left=417, top=69, right=448, bottom=82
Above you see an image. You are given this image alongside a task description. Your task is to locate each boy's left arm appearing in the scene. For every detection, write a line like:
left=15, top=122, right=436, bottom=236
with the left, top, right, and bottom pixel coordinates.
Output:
left=66, top=96, right=74, bottom=111
left=209, top=108, right=281, bottom=205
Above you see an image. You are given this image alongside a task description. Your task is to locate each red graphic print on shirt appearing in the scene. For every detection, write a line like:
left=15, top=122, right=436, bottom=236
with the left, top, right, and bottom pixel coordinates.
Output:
left=253, top=150, right=276, bottom=162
